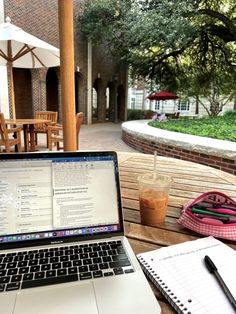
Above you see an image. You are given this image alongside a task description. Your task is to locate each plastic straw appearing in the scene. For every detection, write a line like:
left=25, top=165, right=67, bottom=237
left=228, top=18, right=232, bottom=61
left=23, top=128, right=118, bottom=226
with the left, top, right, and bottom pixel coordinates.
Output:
left=153, top=150, right=157, bottom=179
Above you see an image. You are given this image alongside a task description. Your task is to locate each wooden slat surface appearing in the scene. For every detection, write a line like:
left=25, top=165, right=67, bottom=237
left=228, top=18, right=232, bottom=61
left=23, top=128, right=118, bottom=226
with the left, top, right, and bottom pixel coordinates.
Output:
left=117, top=152, right=236, bottom=313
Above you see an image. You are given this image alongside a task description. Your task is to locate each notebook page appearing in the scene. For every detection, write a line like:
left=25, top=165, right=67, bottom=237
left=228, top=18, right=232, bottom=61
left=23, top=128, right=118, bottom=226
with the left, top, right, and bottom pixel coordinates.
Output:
left=138, top=237, right=236, bottom=314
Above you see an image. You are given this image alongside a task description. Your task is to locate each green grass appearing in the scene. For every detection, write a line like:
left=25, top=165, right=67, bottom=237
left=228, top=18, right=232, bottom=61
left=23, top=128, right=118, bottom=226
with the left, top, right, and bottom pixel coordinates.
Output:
left=148, top=111, right=236, bottom=142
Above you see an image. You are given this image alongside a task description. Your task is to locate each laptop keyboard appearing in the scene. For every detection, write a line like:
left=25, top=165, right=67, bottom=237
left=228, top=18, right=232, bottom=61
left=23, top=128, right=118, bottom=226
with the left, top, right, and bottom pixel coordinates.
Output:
left=0, top=240, right=134, bottom=292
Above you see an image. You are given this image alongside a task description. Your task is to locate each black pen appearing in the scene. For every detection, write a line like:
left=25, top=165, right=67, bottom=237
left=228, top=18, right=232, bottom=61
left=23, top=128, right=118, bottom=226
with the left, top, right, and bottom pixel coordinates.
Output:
left=204, top=255, right=236, bottom=311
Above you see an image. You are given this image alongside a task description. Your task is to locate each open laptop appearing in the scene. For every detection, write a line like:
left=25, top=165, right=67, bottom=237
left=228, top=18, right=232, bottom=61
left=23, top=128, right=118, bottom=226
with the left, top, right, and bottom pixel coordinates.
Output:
left=0, top=151, right=161, bottom=314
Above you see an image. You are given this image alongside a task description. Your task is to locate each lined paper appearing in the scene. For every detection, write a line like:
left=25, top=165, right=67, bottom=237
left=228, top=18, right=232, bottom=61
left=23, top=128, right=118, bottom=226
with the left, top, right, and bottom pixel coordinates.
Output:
left=137, top=237, right=236, bottom=314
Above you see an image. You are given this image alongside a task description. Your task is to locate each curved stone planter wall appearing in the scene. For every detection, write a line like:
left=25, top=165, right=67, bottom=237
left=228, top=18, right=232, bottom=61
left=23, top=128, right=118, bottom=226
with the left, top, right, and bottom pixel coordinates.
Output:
left=122, top=120, right=236, bottom=176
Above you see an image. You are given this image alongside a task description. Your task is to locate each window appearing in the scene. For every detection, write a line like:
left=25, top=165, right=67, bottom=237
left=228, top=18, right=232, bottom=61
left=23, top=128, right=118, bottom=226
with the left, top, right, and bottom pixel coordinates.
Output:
left=131, top=97, right=136, bottom=109
left=178, top=103, right=190, bottom=111
left=155, top=101, right=160, bottom=110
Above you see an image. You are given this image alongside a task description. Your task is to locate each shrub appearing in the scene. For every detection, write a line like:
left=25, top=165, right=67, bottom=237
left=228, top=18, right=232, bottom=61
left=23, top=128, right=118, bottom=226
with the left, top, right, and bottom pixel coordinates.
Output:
left=144, top=110, right=156, bottom=119
left=127, top=109, right=145, bottom=120
left=223, top=109, right=236, bottom=118
left=127, top=109, right=157, bottom=120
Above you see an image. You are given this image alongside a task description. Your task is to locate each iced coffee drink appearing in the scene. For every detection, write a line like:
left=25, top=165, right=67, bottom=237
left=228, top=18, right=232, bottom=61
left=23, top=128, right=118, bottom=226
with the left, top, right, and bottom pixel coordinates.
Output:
left=138, top=174, right=172, bottom=226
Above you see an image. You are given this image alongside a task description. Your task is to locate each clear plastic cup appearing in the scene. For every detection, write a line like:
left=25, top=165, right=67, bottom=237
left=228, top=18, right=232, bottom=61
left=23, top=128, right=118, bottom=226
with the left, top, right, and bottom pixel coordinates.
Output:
left=137, top=173, right=172, bottom=226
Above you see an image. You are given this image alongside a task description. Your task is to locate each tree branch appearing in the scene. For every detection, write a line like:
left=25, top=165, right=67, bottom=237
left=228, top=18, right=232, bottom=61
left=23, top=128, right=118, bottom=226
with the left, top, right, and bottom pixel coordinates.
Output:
left=198, top=9, right=236, bottom=41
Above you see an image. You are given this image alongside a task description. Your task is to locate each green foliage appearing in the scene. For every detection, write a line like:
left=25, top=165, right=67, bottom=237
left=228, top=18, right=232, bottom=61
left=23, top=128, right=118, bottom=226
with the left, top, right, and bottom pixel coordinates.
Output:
left=127, top=109, right=156, bottom=120
left=78, top=0, right=236, bottom=111
left=148, top=114, right=236, bottom=141
left=127, top=109, right=145, bottom=120
left=223, top=109, right=236, bottom=117
left=78, top=0, right=236, bottom=81
left=78, top=0, right=197, bottom=70
left=78, top=0, right=134, bottom=58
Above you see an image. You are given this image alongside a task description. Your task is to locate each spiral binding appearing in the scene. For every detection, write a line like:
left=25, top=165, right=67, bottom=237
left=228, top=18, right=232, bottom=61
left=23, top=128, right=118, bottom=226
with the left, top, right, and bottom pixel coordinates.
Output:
left=137, top=255, right=191, bottom=314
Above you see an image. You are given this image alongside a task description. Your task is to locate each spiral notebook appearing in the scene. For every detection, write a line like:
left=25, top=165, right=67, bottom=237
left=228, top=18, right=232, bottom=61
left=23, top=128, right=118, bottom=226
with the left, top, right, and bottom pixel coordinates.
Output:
left=137, top=237, right=236, bottom=314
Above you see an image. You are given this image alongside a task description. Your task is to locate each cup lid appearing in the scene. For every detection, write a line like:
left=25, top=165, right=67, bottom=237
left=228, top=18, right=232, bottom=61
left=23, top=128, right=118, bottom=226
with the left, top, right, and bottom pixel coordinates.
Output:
left=137, top=173, right=172, bottom=186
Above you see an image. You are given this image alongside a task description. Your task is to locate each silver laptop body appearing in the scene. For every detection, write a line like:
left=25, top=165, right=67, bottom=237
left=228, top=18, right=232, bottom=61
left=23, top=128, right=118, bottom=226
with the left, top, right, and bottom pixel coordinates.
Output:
left=0, top=151, right=161, bottom=314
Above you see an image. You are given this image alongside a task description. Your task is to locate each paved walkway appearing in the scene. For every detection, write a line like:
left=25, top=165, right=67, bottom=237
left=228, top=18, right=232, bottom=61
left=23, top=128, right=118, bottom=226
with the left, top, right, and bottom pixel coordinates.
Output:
left=37, top=122, right=138, bottom=152
left=79, top=122, right=138, bottom=152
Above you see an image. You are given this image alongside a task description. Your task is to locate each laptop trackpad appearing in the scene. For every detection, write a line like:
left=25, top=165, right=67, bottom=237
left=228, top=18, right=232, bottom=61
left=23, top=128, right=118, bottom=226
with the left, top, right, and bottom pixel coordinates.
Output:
left=14, top=282, right=98, bottom=314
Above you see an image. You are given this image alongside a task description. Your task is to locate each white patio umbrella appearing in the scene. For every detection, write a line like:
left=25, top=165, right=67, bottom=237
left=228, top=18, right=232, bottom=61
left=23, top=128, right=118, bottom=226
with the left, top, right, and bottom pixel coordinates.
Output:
left=0, top=17, right=60, bottom=119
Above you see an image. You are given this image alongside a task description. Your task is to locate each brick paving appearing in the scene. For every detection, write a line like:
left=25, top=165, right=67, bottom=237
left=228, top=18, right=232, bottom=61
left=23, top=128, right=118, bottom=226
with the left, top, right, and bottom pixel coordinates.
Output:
left=37, top=122, right=138, bottom=152
left=79, top=122, right=138, bottom=152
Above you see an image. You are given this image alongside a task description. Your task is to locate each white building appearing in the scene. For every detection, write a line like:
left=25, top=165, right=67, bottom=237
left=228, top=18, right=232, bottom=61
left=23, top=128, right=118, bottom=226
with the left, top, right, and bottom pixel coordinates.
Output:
left=128, top=88, right=235, bottom=117
left=128, top=87, right=149, bottom=110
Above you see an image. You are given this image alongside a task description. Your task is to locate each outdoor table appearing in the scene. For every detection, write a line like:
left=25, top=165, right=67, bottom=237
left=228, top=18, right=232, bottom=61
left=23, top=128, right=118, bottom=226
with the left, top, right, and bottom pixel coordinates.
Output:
left=117, top=152, right=236, bottom=313
left=5, top=118, right=50, bottom=152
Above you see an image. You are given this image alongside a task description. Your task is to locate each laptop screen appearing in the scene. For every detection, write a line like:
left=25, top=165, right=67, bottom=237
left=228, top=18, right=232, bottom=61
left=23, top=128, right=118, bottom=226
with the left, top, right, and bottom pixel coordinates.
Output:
left=0, top=151, right=124, bottom=249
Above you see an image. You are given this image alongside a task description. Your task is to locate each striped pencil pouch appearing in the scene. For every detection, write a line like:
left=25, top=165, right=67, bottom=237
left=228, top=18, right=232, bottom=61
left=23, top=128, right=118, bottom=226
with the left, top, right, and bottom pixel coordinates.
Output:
left=178, top=191, right=236, bottom=241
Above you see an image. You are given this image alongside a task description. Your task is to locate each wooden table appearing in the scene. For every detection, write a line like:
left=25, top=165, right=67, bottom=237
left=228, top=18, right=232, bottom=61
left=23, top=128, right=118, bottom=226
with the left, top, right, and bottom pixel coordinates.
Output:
left=6, top=118, right=50, bottom=152
left=117, top=152, right=236, bottom=313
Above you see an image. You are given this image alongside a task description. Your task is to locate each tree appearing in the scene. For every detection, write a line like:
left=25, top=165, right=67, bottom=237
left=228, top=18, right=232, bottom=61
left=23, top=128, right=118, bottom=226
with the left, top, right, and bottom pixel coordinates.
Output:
left=78, top=0, right=197, bottom=82
left=78, top=0, right=236, bottom=115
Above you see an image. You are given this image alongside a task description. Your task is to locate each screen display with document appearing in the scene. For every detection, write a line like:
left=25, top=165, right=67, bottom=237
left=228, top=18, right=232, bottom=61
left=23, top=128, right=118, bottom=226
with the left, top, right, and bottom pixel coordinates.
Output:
left=0, top=152, right=122, bottom=245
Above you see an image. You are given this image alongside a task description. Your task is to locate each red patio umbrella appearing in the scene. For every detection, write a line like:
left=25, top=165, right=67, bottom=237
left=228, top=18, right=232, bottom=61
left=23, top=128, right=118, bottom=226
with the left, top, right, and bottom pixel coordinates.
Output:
left=148, top=91, right=178, bottom=100
left=148, top=91, right=179, bottom=114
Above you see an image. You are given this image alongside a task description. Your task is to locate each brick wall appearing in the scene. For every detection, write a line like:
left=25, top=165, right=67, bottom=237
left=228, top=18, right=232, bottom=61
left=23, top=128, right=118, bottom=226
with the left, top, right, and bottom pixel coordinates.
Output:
left=122, top=130, right=236, bottom=176
left=4, top=0, right=128, bottom=122
left=4, top=0, right=59, bottom=47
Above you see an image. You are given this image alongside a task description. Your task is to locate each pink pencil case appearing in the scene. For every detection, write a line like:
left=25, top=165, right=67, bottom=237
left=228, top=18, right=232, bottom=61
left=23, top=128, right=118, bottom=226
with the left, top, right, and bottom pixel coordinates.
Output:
left=178, top=191, right=236, bottom=241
